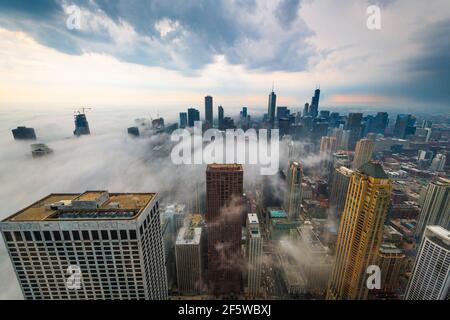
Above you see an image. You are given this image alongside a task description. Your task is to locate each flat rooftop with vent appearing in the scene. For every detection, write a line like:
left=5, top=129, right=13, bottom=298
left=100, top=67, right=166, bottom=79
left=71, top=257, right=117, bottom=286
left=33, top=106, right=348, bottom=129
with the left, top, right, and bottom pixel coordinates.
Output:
left=3, top=191, right=155, bottom=222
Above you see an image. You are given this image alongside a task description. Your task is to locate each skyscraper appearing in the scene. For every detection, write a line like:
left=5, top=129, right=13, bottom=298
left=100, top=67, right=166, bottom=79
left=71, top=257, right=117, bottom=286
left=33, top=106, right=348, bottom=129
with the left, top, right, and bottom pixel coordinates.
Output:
left=206, top=164, right=244, bottom=295
left=345, top=113, right=362, bottom=150
left=0, top=191, right=168, bottom=300
left=205, top=96, right=213, bottom=129
left=393, top=114, right=416, bottom=139
left=179, top=112, right=188, bottom=129
left=352, top=138, right=375, bottom=170
left=73, top=111, right=90, bottom=136
left=303, top=103, right=310, bottom=117
left=310, top=88, right=321, bottom=118
left=284, top=161, right=303, bottom=221
left=327, top=162, right=392, bottom=300
left=187, top=108, right=200, bottom=127
left=267, top=90, right=276, bottom=129
left=320, top=136, right=337, bottom=159
left=12, top=126, right=37, bottom=140
left=373, top=242, right=405, bottom=298
left=329, top=166, right=354, bottom=217
left=430, top=154, right=447, bottom=172
left=175, top=226, right=203, bottom=295
left=405, top=226, right=450, bottom=300
left=372, top=112, right=389, bottom=134
left=246, top=213, right=263, bottom=297
left=415, top=177, right=450, bottom=239
left=218, top=106, right=224, bottom=130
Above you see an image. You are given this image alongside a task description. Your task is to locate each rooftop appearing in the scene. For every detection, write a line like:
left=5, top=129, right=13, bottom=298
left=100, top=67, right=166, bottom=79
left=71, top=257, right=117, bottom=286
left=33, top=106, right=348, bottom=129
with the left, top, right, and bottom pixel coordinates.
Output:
left=176, top=227, right=202, bottom=245
left=269, top=209, right=288, bottom=219
left=207, top=163, right=243, bottom=172
left=358, top=161, right=389, bottom=179
left=3, top=191, right=155, bottom=222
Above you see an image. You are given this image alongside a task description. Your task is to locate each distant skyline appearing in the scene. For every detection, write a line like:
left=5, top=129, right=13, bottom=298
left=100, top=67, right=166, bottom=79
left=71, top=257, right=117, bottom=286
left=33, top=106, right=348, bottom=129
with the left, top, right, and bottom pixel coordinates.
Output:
left=0, top=0, right=449, bottom=112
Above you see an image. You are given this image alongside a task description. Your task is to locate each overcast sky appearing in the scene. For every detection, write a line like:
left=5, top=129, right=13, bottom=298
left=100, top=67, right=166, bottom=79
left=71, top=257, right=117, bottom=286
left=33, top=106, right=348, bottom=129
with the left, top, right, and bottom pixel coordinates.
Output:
left=0, top=0, right=449, bottom=113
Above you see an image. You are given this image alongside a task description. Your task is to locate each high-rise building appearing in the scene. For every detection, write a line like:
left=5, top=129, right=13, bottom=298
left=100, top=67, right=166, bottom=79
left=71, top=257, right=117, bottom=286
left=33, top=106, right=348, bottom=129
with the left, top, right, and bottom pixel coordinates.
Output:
left=415, top=177, right=450, bottom=239
left=310, top=89, right=321, bottom=118
left=205, top=96, right=213, bottom=129
left=295, top=222, right=333, bottom=294
left=394, top=114, right=416, bottom=139
left=179, top=112, right=188, bottom=129
left=206, top=164, right=244, bottom=295
left=12, top=126, right=37, bottom=140
left=284, top=161, right=303, bottom=221
left=372, top=112, right=389, bottom=135
left=0, top=191, right=168, bottom=300
left=329, top=166, right=354, bottom=217
left=175, top=226, right=203, bottom=295
left=276, top=106, right=290, bottom=121
left=303, top=103, right=310, bottom=117
left=374, top=242, right=405, bottom=298
left=218, top=106, right=224, bottom=130
left=405, top=226, right=450, bottom=300
left=430, top=154, right=446, bottom=172
left=352, top=138, right=375, bottom=170
left=327, top=162, right=392, bottom=300
left=187, top=108, right=200, bottom=127
left=246, top=213, right=263, bottom=297
left=320, top=136, right=337, bottom=159
left=345, top=113, right=363, bottom=150
left=73, top=111, right=90, bottom=136
left=267, top=90, right=276, bottom=129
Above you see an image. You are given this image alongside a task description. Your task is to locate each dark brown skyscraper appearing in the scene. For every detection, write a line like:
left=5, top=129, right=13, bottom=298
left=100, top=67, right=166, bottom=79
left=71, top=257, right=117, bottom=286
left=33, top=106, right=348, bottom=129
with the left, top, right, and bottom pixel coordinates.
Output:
left=206, top=164, right=244, bottom=295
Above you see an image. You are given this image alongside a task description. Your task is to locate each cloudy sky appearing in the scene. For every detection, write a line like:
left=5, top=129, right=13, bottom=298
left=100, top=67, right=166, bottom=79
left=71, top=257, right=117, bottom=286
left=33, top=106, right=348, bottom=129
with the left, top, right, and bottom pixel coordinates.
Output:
left=0, top=0, right=449, bottom=114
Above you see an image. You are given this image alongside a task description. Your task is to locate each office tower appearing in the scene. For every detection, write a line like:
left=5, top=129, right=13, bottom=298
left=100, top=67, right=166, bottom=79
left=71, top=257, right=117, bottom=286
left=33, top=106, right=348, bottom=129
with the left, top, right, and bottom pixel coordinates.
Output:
left=345, top=113, right=363, bottom=150
left=284, top=161, right=303, bottom=221
left=311, top=121, right=329, bottom=141
left=319, top=110, right=330, bottom=119
left=421, top=120, right=432, bottom=129
left=12, top=126, right=36, bottom=140
left=394, top=114, right=416, bottom=139
left=0, top=191, right=168, bottom=300
left=320, top=136, right=337, bottom=158
left=187, top=108, right=200, bottom=127
left=340, top=129, right=351, bottom=150
left=73, top=111, right=90, bottom=136
left=405, top=226, right=450, bottom=300
left=278, top=118, right=291, bottom=136
left=372, top=112, right=389, bottom=134
left=30, top=143, right=53, bottom=158
left=218, top=106, right=224, bottom=130
left=179, top=112, right=187, bottom=129
left=267, top=90, right=276, bottom=129
left=296, top=222, right=333, bottom=293
left=310, top=88, right=321, bottom=118
left=241, top=107, right=248, bottom=119
left=223, top=117, right=235, bottom=130
left=352, top=138, right=375, bottom=170
left=329, top=166, right=354, bottom=217
left=175, top=227, right=203, bottom=294
left=276, top=106, right=290, bottom=121
left=246, top=214, right=263, bottom=297
left=374, top=243, right=405, bottom=298
left=430, top=154, right=446, bottom=172
left=205, top=96, right=213, bottom=129
left=303, top=103, right=310, bottom=117
left=128, top=127, right=140, bottom=136
left=331, top=128, right=344, bottom=150
left=206, top=164, right=244, bottom=295
left=327, top=162, right=392, bottom=300
left=415, top=177, right=450, bottom=239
